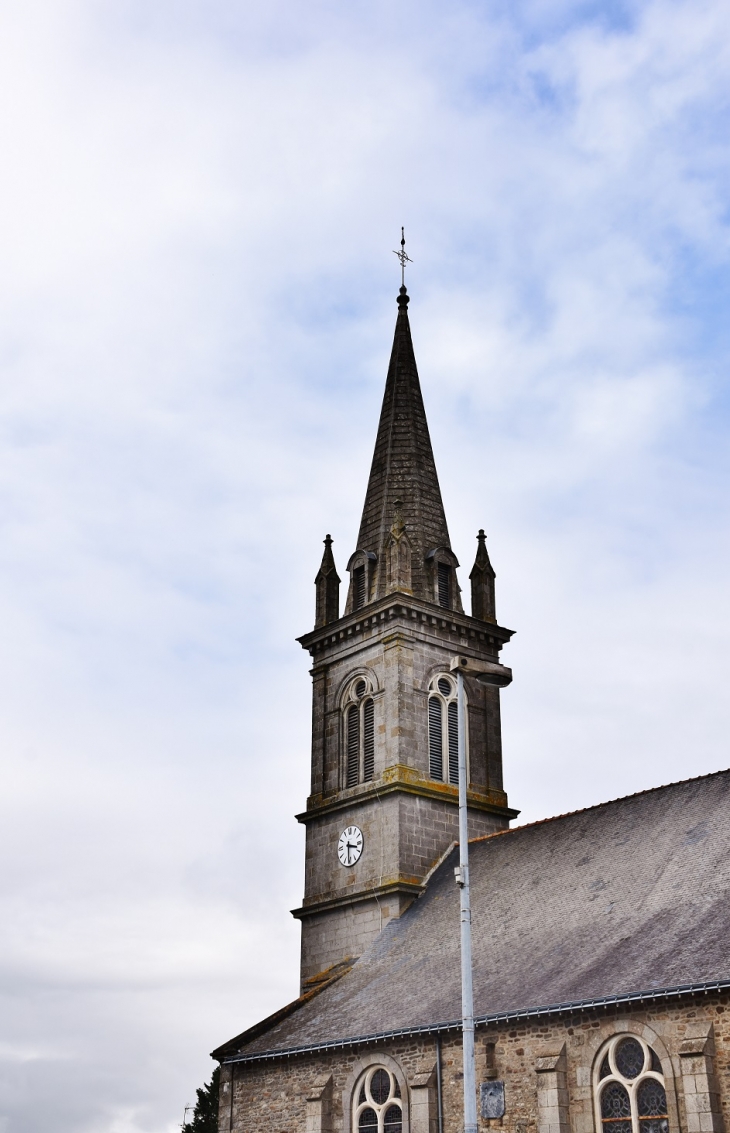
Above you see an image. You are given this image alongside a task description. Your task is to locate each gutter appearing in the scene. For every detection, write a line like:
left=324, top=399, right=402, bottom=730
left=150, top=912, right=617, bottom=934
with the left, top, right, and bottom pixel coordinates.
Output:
left=220, top=976, right=730, bottom=1065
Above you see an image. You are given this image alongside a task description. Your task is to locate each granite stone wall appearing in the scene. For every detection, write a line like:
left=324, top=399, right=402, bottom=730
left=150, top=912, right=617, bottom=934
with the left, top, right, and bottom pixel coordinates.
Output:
left=218, top=993, right=730, bottom=1133
left=298, top=600, right=513, bottom=982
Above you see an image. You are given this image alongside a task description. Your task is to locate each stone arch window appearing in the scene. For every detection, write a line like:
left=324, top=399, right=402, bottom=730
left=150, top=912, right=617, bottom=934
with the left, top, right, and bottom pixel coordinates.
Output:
left=427, top=674, right=466, bottom=785
left=343, top=677, right=375, bottom=788
left=594, top=1035, right=669, bottom=1133
left=354, top=1066, right=403, bottom=1133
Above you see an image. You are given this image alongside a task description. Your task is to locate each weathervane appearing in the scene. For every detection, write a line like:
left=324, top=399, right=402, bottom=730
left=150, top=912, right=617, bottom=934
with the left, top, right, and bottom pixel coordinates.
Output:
left=393, top=227, right=413, bottom=286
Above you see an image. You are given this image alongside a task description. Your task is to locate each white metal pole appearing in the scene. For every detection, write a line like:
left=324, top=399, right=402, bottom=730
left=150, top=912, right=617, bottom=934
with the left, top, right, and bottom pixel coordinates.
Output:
left=457, top=668, right=477, bottom=1133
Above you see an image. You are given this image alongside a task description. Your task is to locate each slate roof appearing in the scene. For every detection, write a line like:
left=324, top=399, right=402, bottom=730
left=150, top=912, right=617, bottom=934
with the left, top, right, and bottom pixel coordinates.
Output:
left=218, top=770, right=730, bottom=1061
left=355, top=288, right=451, bottom=601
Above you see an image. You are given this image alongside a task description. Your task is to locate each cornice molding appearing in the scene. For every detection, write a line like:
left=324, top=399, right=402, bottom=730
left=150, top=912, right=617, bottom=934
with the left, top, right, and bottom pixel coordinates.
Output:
left=291, top=877, right=424, bottom=920
left=297, top=766, right=517, bottom=824
left=297, top=592, right=514, bottom=658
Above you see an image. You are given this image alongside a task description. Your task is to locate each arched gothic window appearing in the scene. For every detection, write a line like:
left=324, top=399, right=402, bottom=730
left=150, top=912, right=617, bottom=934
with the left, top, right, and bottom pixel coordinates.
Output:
left=595, top=1036, right=669, bottom=1133
left=427, top=674, right=464, bottom=785
left=344, top=678, right=375, bottom=788
left=354, top=1066, right=403, bottom=1133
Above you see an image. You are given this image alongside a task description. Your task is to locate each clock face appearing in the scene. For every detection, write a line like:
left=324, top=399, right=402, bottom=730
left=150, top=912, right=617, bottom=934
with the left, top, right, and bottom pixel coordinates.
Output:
left=337, top=825, right=363, bottom=867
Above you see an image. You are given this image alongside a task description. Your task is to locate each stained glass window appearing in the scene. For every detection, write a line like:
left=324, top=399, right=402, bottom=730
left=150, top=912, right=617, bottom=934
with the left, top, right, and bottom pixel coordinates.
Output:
left=637, top=1079, right=668, bottom=1133
left=353, top=1067, right=404, bottom=1133
left=615, top=1039, right=645, bottom=1080
left=602, top=1082, right=631, bottom=1123
left=359, top=1108, right=378, bottom=1132
left=371, top=1070, right=390, bottom=1105
left=384, top=1105, right=403, bottom=1133
left=595, top=1036, right=670, bottom=1133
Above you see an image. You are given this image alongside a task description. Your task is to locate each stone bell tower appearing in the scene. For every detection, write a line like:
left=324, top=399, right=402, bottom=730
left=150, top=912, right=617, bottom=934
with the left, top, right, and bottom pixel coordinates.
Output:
left=292, top=285, right=518, bottom=989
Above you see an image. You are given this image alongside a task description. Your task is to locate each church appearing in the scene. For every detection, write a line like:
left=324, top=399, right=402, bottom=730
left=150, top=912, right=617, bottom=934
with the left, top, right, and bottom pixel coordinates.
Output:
left=211, top=283, right=730, bottom=1133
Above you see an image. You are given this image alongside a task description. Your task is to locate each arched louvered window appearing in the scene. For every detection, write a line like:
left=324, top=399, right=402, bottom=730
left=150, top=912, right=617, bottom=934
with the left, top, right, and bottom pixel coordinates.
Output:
left=363, top=698, right=375, bottom=781
left=353, top=1066, right=403, bottom=1133
left=594, top=1036, right=670, bottom=1133
left=437, top=562, right=451, bottom=608
left=447, top=700, right=458, bottom=783
left=428, top=696, right=443, bottom=779
left=427, top=675, right=464, bottom=786
left=343, top=677, right=376, bottom=787
left=346, top=704, right=360, bottom=788
left=353, top=565, right=366, bottom=610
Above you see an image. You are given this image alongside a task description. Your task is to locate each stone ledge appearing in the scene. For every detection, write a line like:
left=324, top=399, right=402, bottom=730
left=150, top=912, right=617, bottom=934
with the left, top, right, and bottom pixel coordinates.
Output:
left=298, top=591, right=515, bottom=658
left=299, top=768, right=515, bottom=823
left=291, top=878, right=424, bottom=920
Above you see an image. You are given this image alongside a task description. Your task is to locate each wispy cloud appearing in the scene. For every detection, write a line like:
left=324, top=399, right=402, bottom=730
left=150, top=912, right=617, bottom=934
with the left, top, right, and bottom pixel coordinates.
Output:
left=0, top=0, right=728, bottom=1129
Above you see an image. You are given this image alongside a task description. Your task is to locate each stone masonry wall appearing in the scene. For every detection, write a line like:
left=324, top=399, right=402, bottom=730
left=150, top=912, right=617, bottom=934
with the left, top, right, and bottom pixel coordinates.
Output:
left=299, top=794, right=503, bottom=984
left=299, top=599, right=513, bottom=983
left=306, top=613, right=508, bottom=807
left=219, top=992, right=730, bottom=1133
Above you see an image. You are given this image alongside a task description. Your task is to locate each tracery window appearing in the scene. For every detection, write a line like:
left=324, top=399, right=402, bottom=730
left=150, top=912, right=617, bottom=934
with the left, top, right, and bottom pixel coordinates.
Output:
left=595, top=1036, right=669, bottom=1133
left=354, top=1066, right=403, bottom=1133
left=427, top=674, right=465, bottom=785
left=344, top=678, right=375, bottom=788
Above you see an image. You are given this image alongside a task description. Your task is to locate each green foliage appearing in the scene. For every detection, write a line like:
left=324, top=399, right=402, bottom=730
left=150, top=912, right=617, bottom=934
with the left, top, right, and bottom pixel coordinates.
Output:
left=183, top=1066, right=220, bottom=1133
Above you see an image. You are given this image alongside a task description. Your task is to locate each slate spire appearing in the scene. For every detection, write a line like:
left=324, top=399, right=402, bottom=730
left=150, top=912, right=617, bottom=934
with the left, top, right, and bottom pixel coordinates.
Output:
left=351, top=287, right=456, bottom=608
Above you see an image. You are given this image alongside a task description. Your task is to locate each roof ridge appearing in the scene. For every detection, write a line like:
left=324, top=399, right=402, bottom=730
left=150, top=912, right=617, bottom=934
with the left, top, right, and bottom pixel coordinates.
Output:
left=469, top=765, right=730, bottom=847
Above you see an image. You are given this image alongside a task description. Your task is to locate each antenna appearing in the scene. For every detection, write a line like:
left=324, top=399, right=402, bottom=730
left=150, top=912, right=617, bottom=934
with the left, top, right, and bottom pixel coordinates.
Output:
left=392, top=226, right=413, bottom=287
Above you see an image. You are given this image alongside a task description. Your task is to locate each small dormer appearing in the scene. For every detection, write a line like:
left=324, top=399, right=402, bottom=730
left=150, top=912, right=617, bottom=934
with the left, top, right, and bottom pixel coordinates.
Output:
left=425, top=547, right=463, bottom=613
left=345, top=550, right=378, bottom=614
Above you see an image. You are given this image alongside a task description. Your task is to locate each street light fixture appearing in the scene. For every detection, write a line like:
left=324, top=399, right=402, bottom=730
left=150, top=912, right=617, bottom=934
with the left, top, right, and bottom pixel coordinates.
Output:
left=449, top=655, right=512, bottom=1133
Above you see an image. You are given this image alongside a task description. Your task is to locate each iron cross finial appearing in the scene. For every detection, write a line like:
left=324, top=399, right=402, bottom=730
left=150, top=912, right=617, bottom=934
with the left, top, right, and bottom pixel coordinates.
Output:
left=393, top=226, right=413, bottom=287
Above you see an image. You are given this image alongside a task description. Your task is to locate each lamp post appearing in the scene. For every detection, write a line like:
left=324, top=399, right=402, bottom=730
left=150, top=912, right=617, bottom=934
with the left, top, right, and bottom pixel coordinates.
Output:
left=449, top=655, right=512, bottom=1133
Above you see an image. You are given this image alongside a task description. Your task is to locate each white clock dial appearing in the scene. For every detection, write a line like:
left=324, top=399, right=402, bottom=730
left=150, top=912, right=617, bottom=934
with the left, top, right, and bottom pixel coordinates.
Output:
left=337, top=825, right=363, bottom=867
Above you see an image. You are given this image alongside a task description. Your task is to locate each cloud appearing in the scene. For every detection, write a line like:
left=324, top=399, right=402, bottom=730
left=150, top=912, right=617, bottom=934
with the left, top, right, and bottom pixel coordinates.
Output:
left=0, top=0, right=728, bottom=1128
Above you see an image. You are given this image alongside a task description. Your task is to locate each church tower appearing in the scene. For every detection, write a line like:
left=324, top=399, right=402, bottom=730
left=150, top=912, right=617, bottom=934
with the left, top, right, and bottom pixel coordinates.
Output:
left=293, top=285, right=517, bottom=989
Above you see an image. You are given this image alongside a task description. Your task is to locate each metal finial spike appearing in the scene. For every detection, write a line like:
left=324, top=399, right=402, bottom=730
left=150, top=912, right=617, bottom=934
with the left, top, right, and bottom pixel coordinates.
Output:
left=393, top=227, right=413, bottom=288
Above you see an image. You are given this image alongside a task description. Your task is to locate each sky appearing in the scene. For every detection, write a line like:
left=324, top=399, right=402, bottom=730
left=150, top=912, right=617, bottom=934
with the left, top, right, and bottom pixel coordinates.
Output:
left=0, top=0, right=729, bottom=1129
